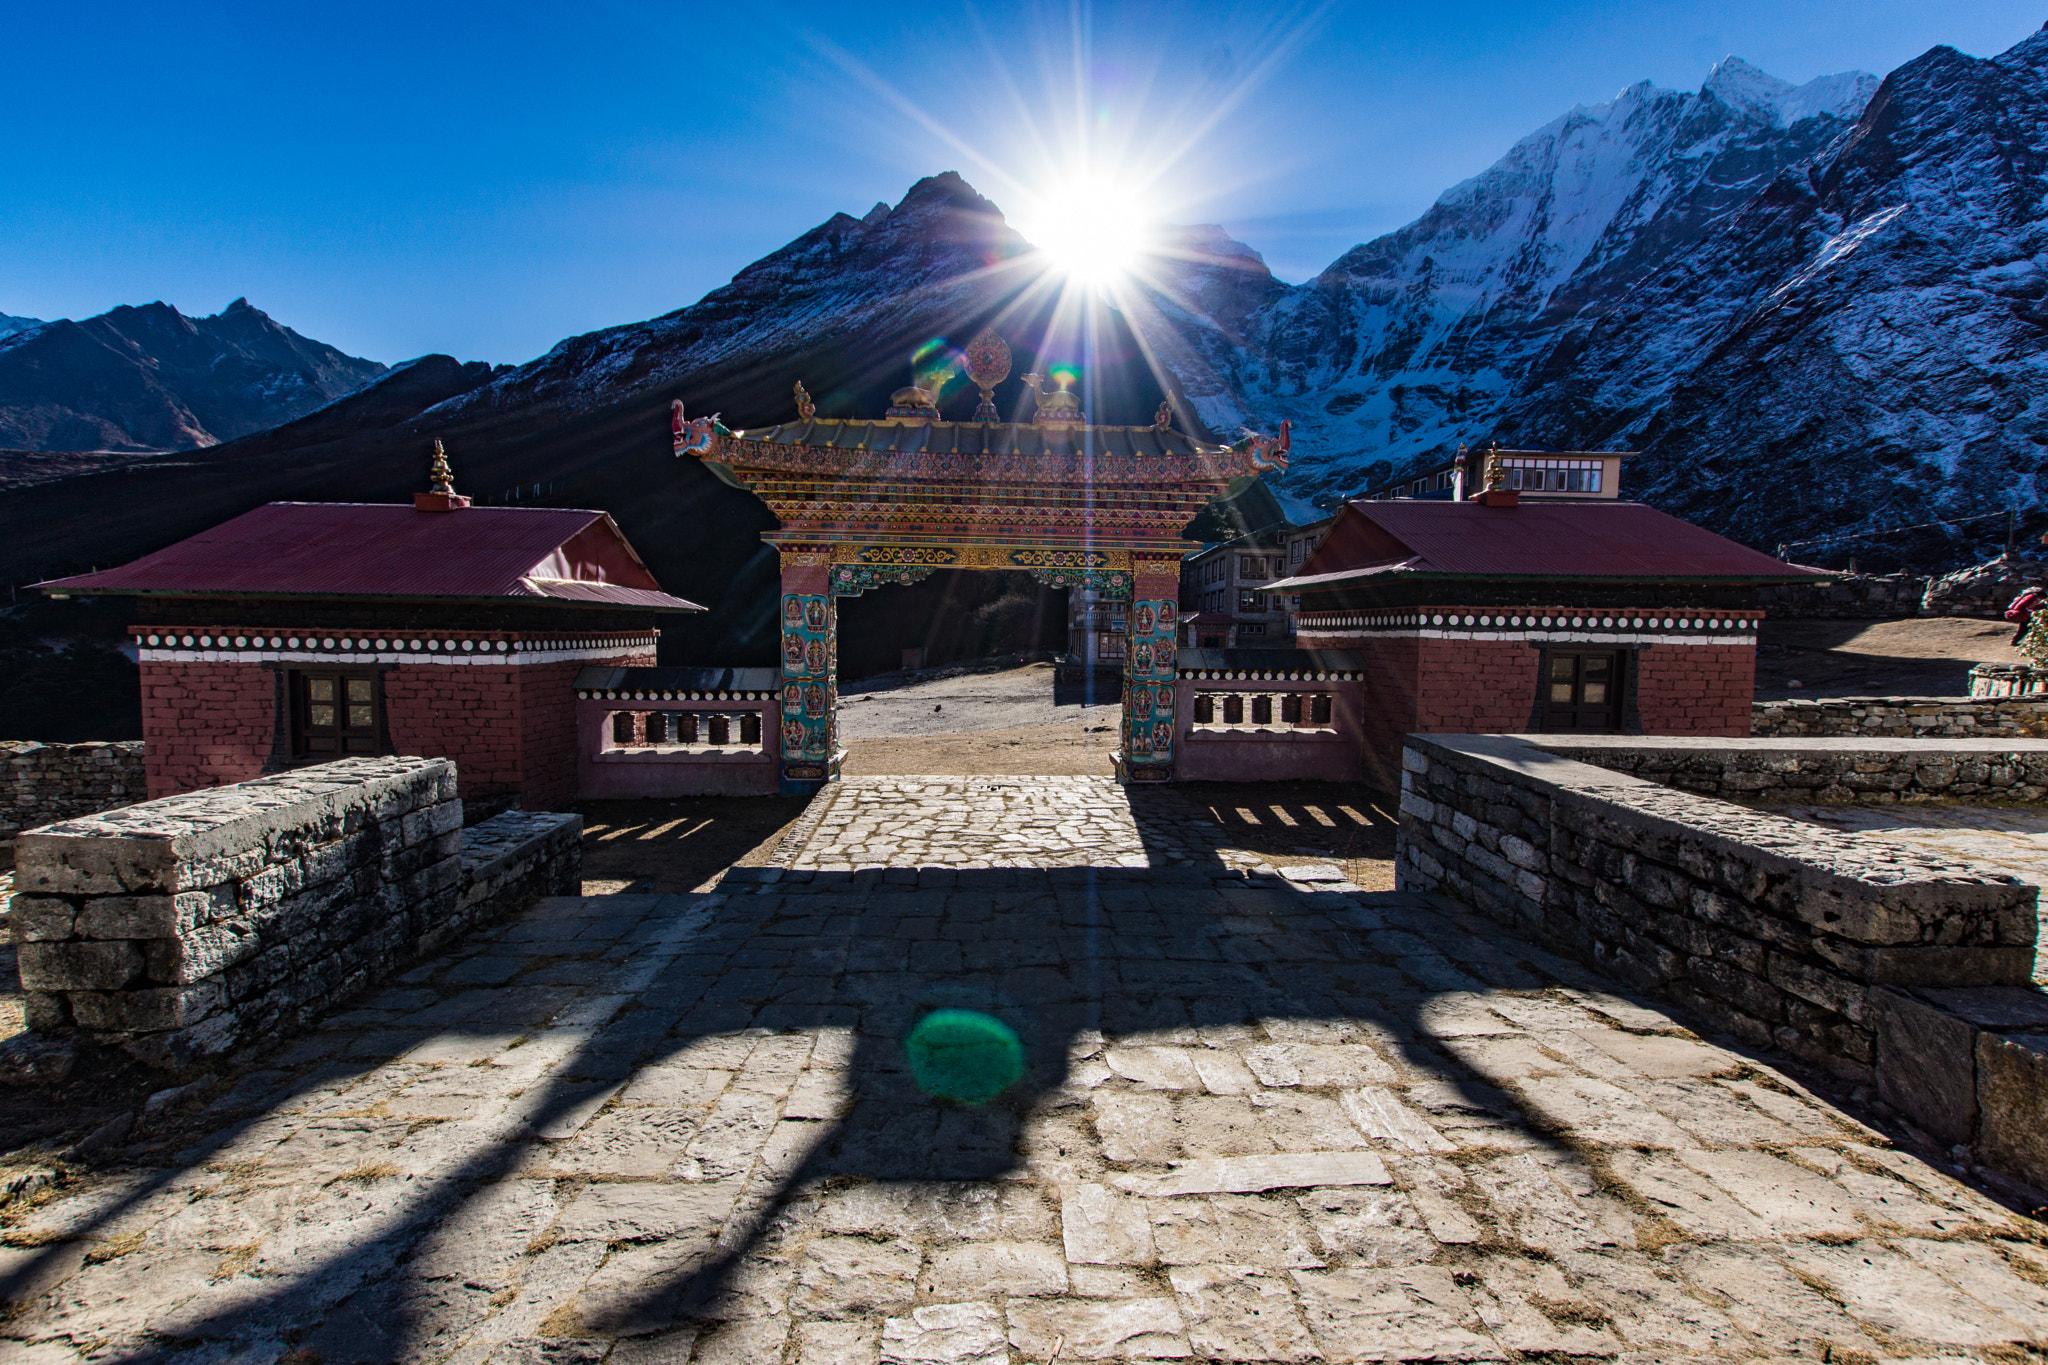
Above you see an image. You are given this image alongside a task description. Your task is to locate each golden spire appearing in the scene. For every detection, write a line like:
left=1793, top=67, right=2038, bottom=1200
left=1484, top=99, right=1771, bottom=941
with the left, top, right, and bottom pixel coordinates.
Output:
left=428, top=438, right=456, bottom=496
left=1483, top=441, right=1506, bottom=492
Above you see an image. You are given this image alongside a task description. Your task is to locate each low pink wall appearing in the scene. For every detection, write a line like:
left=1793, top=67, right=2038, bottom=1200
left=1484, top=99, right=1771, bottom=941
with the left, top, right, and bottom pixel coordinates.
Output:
left=574, top=700, right=781, bottom=799
left=1170, top=677, right=1366, bottom=784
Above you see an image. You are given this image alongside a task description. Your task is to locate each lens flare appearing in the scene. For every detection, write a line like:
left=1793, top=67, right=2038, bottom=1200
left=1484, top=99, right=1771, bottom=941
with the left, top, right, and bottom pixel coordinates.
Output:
left=904, top=1008, right=1024, bottom=1104
left=1017, top=180, right=1152, bottom=287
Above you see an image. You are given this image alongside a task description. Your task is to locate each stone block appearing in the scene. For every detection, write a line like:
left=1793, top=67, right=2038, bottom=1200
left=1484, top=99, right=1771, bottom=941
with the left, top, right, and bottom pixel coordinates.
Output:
left=76, top=892, right=206, bottom=940
left=1918, top=985, right=2048, bottom=1031
left=17, top=939, right=143, bottom=991
left=123, top=1011, right=240, bottom=1070
left=12, top=831, right=179, bottom=896
left=144, top=920, right=260, bottom=984
left=1864, top=944, right=2037, bottom=988
left=1976, top=1031, right=2048, bottom=1190
left=1873, top=986, right=1977, bottom=1147
left=69, top=981, right=224, bottom=1033
left=9, top=896, right=77, bottom=941
left=23, top=991, right=70, bottom=1030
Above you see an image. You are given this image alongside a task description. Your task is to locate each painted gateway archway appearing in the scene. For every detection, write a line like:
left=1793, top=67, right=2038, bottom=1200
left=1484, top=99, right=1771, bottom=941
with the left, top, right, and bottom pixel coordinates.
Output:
left=673, top=330, right=1290, bottom=793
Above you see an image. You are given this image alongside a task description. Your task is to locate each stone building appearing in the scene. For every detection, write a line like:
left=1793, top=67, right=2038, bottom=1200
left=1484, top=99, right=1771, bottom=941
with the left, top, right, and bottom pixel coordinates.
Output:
left=36, top=463, right=702, bottom=809
left=1267, top=492, right=1823, bottom=787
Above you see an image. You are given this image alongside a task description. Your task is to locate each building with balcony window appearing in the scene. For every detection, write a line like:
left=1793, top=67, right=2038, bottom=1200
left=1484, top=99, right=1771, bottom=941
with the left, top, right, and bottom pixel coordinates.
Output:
left=1179, top=528, right=1295, bottom=648
left=1361, top=443, right=1632, bottom=502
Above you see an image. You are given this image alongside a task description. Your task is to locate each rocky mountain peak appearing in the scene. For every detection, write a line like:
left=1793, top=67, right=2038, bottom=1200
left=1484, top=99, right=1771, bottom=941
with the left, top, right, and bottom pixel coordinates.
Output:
left=0, top=299, right=383, bottom=452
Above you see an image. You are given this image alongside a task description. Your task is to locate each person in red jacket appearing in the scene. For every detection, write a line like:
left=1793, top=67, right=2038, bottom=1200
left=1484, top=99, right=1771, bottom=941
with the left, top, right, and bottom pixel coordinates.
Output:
left=2006, top=585, right=2044, bottom=646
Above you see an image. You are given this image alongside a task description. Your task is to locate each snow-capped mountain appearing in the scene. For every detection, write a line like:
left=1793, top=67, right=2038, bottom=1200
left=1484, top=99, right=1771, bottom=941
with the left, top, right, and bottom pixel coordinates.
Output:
left=0, top=298, right=384, bottom=451
left=1501, top=30, right=2048, bottom=559
left=1179, top=57, right=1881, bottom=493
left=1186, top=27, right=2048, bottom=564
left=12, top=27, right=2048, bottom=598
left=0, top=313, right=44, bottom=340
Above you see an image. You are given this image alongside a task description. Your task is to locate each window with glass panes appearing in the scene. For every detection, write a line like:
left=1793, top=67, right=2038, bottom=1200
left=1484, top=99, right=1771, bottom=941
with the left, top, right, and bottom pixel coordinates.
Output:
left=1504, top=458, right=1603, bottom=493
left=291, top=670, right=383, bottom=758
left=1540, top=651, right=1623, bottom=731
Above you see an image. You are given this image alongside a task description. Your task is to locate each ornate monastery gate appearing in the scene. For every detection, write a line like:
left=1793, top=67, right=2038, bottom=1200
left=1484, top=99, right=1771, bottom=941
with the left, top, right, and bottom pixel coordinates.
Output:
left=674, top=330, right=1289, bottom=794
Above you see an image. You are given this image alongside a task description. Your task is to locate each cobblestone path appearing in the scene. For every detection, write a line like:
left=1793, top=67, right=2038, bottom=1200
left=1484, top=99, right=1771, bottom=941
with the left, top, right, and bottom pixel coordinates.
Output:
left=5, top=779, right=2048, bottom=1362
left=779, top=776, right=1352, bottom=875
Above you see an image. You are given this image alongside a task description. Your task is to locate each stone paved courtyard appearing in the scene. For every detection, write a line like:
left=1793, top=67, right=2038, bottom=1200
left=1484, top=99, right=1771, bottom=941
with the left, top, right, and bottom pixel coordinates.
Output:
left=5, top=777, right=2048, bottom=1362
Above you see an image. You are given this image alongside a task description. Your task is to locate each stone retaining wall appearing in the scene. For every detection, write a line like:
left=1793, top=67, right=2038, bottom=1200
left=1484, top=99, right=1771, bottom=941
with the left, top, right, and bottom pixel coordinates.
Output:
left=1753, top=696, right=2048, bottom=739
left=1756, top=571, right=1926, bottom=619
left=1969, top=664, right=2048, bottom=698
left=1397, top=734, right=2040, bottom=1082
left=1547, top=734, right=2048, bottom=803
left=1873, top=985, right=2048, bottom=1190
left=8, top=756, right=580, bottom=1067
left=1, top=741, right=145, bottom=865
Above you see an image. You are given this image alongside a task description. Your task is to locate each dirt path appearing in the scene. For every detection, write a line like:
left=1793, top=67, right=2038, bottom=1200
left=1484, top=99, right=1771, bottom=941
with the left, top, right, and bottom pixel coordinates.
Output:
left=841, top=661, right=1120, bottom=775
left=1758, top=616, right=2025, bottom=698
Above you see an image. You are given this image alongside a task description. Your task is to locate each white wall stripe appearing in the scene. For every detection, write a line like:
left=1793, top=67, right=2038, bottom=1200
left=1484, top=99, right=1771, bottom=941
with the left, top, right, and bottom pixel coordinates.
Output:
left=1297, top=628, right=1753, bottom=646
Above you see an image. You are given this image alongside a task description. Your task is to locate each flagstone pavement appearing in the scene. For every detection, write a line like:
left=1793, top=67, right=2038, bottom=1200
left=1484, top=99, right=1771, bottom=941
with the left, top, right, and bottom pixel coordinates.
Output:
left=5, top=776, right=2048, bottom=1363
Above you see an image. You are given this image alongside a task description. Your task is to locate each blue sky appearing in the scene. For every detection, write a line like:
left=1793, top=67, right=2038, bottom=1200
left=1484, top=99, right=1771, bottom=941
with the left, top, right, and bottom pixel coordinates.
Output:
left=5, top=2, right=2036, bottom=366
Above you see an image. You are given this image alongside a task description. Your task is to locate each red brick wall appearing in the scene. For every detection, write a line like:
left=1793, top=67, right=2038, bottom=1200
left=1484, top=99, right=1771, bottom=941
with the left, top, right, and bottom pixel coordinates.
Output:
left=383, top=666, right=524, bottom=801
left=1351, top=635, right=1422, bottom=793
left=1416, top=637, right=1544, bottom=733
left=1635, top=643, right=1753, bottom=736
left=1302, top=617, right=1757, bottom=788
left=382, top=653, right=652, bottom=809
left=141, top=661, right=275, bottom=798
left=518, top=658, right=596, bottom=810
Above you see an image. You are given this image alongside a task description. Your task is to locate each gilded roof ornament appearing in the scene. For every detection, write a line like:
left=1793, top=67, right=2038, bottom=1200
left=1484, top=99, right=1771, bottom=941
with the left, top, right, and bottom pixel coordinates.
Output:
left=794, top=380, right=816, bottom=422
left=1483, top=440, right=1506, bottom=491
left=428, top=438, right=456, bottom=496
left=884, top=384, right=942, bottom=422
left=964, top=328, right=1012, bottom=423
left=1021, top=371, right=1085, bottom=427
left=1154, top=399, right=1174, bottom=432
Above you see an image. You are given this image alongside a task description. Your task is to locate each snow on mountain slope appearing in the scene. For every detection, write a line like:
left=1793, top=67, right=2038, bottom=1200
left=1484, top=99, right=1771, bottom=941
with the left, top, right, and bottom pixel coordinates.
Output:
left=1499, top=27, right=2048, bottom=559
left=1193, top=56, right=1878, bottom=496
left=0, top=313, right=44, bottom=340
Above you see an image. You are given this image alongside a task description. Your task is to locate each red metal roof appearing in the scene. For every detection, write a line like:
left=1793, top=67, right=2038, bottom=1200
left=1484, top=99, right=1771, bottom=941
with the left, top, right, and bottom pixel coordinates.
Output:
left=36, top=502, right=705, bottom=611
left=1270, top=499, right=1825, bottom=589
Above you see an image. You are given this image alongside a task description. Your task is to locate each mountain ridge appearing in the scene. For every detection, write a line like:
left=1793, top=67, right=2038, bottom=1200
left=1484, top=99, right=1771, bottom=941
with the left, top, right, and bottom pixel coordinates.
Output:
left=0, top=298, right=386, bottom=452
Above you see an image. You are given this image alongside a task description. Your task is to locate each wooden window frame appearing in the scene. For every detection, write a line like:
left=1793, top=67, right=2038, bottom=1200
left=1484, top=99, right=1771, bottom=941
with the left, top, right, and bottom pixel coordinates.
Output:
left=1526, top=642, right=1644, bottom=734
left=283, top=665, right=390, bottom=763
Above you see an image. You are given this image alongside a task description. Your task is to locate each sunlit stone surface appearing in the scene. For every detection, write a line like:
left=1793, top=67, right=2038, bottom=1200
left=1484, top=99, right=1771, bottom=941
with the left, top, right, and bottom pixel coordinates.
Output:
left=4, top=777, right=2046, bottom=1362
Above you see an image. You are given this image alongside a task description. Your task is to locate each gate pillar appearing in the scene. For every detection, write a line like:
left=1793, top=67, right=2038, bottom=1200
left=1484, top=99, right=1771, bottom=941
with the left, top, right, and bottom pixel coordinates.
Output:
left=776, top=548, right=840, bottom=796
left=1117, top=555, right=1182, bottom=784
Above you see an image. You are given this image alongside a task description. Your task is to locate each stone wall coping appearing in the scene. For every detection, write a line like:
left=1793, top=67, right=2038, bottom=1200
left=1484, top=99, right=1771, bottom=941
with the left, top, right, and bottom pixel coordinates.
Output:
left=461, top=810, right=582, bottom=880
left=1757, top=695, right=2028, bottom=706
left=1519, top=734, right=2048, bottom=757
left=14, top=756, right=454, bottom=887
left=1407, top=733, right=2029, bottom=898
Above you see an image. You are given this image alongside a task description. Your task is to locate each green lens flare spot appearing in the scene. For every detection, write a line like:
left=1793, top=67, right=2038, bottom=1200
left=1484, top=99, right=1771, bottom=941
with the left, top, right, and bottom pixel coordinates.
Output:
left=904, top=1009, right=1024, bottom=1105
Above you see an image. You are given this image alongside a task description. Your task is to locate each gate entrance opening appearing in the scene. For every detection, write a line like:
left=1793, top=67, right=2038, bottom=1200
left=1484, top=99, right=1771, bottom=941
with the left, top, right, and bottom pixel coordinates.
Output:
left=673, top=328, right=1289, bottom=793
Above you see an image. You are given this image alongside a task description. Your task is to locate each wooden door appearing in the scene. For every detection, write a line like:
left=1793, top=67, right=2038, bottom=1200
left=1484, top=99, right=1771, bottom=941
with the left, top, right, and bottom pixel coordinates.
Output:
left=1541, top=650, right=1623, bottom=731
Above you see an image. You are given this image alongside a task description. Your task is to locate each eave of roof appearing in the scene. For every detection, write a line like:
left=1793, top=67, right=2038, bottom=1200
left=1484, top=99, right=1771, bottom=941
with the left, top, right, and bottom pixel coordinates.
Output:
left=727, top=417, right=1226, bottom=458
